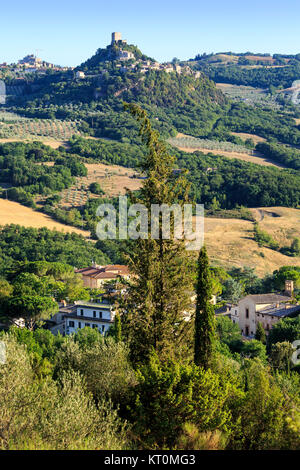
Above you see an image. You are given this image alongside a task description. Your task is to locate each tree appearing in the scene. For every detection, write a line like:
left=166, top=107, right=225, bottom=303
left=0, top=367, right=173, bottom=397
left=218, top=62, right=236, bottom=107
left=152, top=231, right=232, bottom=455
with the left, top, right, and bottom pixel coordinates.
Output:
left=269, top=341, right=294, bottom=372
left=114, top=313, right=122, bottom=342
left=194, top=246, right=216, bottom=369
left=121, top=103, right=194, bottom=364
left=222, top=278, right=243, bottom=303
left=255, top=322, right=266, bottom=344
left=126, top=352, right=234, bottom=449
left=6, top=294, right=57, bottom=330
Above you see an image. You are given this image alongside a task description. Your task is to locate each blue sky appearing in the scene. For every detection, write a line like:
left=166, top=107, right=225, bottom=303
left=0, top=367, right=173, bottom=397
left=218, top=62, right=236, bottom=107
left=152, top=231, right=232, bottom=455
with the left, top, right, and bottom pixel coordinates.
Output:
left=1, top=0, right=300, bottom=66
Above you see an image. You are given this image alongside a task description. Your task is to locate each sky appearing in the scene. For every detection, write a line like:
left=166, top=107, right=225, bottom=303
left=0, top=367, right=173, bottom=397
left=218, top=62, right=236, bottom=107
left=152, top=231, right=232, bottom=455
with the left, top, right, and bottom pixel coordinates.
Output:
left=1, top=0, right=300, bottom=67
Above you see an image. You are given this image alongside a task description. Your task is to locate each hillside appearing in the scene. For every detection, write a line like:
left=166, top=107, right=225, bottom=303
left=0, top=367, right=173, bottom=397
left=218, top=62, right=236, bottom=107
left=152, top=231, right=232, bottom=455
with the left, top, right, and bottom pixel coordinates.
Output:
left=205, top=206, right=300, bottom=276
left=0, top=199, right=89, bottom=236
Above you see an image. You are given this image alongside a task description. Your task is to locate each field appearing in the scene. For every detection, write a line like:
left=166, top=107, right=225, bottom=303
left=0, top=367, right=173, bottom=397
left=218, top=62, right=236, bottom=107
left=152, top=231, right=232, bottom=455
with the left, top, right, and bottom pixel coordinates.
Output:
left=0, top=199, right=89, bottom=237
left=204, top=207, right=300, bottom=276
left=230, top=132, right=266, bottom=145
left=215, top=83, right=279, bottom=108
left=59, top=163, right=143, bottom=207
left=0, top=111, right=81, bottom=141
left=169, top=134, right=284, bottom=168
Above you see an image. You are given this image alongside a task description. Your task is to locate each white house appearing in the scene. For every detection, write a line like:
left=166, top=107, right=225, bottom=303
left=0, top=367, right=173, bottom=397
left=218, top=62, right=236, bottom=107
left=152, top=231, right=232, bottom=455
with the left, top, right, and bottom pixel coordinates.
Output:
left=48, top=300, right=116, bottom=336
left=75, top=71, right=85, bottom=79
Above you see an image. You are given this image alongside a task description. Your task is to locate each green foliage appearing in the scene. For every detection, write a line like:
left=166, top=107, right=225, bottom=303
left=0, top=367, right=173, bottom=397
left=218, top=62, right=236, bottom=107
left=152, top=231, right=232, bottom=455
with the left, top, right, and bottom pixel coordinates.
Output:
left=204, top=62, right=300, bottom=89
left=55, top=334, right=136, bottom=404
left=0, top=142, right=86, bottom=200
left=222, top=278, right=244, bottom=303
left=253, top=223, right=279, bottom=250
left=216, top=316, right=242, bottom=346
left=269, top=341, right=294, bottom=372
left=0, top=334, right=128, bottom=450
left=127, top=353, right=234, bottom=449
left=121, top=104, right=194, bottom=364
left=255, top=322, right=266, bottom=344
left=257, top=141, right=300, bottom=171
left=89, top=181, right=104, bottom=195
left=267, top=316, right=300, bottom=352
left=228, top=359, right=300, bottom=450
left=194, top=246, right=216, bottom=368
left=0, top=225, right=110, bottom=275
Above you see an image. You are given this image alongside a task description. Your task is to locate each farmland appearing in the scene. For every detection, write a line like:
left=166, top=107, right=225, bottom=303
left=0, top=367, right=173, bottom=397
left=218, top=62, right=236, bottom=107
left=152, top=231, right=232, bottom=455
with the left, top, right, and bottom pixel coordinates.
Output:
left=204, top=206, right=300, bottom=276
left=58, top=163, right=143, bottom=208
left=215, top=83, right=278, bottom=107
left=168, top=134, right=284, bottom=168
left=0, top=199, right=90, bottom=236
left=0, top=110, right=81, bottom=141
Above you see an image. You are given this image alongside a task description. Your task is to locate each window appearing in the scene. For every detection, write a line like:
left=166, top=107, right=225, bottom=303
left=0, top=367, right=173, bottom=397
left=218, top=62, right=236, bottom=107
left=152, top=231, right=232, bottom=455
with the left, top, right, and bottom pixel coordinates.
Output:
left=99, top=311, right=103, bottom=319
left=101, top=325, right=105, bottom=332
left=245, top=308, right=249, bottom=319
left=245, top=326, right=249, bottom=336
left=85, top=323, right=90, bottom=327
left=69, top=321, right=75, bottom=327
left=80, top=309, right=84, bottom=316
left=92, top=324, right=98, bottom=329
left=78, top=322, right=81, bottom=329
left=93, top=311, right=97, bottom=318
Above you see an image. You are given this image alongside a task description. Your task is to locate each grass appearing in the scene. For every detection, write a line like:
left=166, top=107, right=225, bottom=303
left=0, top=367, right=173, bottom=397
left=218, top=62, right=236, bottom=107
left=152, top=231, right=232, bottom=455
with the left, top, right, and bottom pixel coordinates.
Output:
left=58, top=163, right=143, bottom=208
left=0, top=199, right=89, bottom=237
left=203, top=207, right=300, bottom=276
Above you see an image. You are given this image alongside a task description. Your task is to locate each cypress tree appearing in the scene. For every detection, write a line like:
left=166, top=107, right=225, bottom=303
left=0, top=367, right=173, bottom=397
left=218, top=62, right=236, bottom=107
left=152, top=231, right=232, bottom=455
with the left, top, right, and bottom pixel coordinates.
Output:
left=194, top=246, right=216, bottom=369
left=121, top=103, right=194, bottom=364
left=114, top=313, right=122, bottom=343
left=255, top=322, right=266, bottom=344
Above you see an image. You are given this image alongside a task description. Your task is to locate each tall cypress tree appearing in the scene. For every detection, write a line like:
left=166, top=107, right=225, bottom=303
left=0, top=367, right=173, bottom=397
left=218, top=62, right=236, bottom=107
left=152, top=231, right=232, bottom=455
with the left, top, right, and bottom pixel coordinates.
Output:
left=194, top=246, right=216, bottom=369
left=121, top=103, right=194, bottom=364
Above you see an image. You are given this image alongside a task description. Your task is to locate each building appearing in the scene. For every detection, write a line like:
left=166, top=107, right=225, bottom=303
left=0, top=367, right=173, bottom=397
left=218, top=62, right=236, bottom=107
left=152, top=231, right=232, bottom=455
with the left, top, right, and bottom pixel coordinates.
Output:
left=232, top=280, right=296, bottom=337
left=75, top=71, right=85, bottom=79
left=118, top=50, right=135, bottom=61
left=111, top=32, right=127, bottom=45
left=75, top=264, right=130, bottom=289
left=48, top=300, right=115, bottom=336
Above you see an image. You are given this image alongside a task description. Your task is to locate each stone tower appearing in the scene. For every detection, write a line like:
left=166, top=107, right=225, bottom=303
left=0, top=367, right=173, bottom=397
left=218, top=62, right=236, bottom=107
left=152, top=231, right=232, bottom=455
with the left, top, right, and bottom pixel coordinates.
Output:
left=285, top=280, right=294, bottom=297
left=111, top=32, right=122, bottom=44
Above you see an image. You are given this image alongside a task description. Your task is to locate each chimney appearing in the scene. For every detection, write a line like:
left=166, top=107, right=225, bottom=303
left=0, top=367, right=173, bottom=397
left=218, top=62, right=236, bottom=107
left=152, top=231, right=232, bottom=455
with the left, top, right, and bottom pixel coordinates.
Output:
left=285, top=280, right=294, bottom=297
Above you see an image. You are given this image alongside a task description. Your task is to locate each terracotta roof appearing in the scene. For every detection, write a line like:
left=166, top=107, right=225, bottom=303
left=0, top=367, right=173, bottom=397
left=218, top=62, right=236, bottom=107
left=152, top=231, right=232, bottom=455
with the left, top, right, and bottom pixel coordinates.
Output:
left=242, top=294, right=291, bottom=304
left=75, top=265, right=129, bottom=279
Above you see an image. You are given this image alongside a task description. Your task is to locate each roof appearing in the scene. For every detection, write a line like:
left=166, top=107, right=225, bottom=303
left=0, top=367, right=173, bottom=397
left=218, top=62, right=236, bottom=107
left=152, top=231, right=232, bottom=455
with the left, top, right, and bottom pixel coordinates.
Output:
left=74, top=301, right=113, bottom=309
left=75, top=264, right=129, bottom=279
left=258, top=304, right=300, bottom=318
left=241, top=294, right=291, bottom=304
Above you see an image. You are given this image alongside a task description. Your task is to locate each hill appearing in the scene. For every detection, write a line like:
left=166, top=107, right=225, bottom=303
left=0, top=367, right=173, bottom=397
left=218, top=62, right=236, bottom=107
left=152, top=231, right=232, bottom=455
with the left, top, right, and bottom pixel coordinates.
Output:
left=205, top=206, right=300, bottom=276
left=0, top=199, right=89, bottom=236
